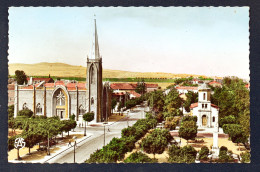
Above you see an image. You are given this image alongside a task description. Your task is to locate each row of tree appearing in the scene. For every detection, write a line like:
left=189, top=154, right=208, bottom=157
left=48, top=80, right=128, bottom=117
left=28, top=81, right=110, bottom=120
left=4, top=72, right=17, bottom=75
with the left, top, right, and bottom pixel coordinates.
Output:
left=86, top=113, right=157, bottom=163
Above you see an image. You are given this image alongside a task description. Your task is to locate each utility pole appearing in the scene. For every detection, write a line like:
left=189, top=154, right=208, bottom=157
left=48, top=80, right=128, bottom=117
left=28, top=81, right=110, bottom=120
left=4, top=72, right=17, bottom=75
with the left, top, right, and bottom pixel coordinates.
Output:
left=103, top=122, right=107, bottom=146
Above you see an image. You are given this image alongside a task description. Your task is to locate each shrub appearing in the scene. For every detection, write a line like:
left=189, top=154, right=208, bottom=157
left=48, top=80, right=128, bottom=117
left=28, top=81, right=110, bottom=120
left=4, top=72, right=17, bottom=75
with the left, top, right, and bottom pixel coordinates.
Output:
left=219, top=115, right=236, bottom=127
left=168, top=145, right=197, bottom=163
left=124, top=152, right=157, bottom=163
left=18, top=109, right=33, bottom=117
left=198, top=146, right=209, bottom=161
left=240, top=151, right=250, bottom=163
left=182, top=116, right=197, bottom=123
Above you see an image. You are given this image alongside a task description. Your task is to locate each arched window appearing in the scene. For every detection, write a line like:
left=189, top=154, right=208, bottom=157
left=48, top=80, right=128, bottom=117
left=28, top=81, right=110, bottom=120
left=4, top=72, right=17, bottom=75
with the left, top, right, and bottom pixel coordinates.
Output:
left=91, top=97, right=94, bottom=105
left=202, top=104, right=204, bottom=108
left=36, top=103, right=42, bottom=114
left=90, top=66, right=95, bottom=84
left=205, top=104, right=208, bottom=109
left=22, top=103, right=28, bottom=110
left=56, top=91, right=65, bottom=106
left=79, top=105, right=85, bottom=116
left=203, top=93, right=206, bottom=100
left=213, top=116, right=215, bottom=122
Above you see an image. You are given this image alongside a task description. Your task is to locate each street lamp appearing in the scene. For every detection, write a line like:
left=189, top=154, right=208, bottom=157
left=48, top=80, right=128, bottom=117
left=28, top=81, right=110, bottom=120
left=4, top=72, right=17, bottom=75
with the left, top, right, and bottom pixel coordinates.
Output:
left=103, top=122, right=108, bottom=146
left=68, top=141, right=77, bottom=163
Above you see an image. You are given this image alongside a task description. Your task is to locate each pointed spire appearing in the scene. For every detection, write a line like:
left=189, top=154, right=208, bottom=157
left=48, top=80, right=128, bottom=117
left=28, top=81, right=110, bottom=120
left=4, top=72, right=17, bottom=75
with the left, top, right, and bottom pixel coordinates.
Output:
left=89, top=15, right=100, bottom=59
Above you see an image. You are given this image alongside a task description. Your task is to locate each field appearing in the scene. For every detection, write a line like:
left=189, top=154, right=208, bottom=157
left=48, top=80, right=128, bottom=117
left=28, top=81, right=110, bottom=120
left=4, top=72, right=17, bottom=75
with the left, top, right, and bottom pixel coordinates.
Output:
left=9, top=62, right=205, bottom=79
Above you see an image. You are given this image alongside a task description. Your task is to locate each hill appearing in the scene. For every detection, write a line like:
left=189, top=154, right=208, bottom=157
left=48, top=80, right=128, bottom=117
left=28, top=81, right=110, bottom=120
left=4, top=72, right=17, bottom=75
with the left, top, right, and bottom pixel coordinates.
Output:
left=8, top=62, right=205, bottom=79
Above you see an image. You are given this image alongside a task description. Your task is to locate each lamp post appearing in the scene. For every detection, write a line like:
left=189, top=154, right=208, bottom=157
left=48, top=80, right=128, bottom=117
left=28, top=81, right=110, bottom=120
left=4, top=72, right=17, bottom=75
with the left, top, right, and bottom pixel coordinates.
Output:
left=103, top=122, right=108, bottom=146
left=68, top=141, right=77, bottom=163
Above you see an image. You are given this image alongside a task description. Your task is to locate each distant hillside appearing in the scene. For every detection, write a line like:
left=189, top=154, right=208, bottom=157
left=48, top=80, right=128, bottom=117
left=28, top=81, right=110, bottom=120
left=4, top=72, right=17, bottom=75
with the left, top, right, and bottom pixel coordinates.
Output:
left=8, top=62, right=206, bottom=79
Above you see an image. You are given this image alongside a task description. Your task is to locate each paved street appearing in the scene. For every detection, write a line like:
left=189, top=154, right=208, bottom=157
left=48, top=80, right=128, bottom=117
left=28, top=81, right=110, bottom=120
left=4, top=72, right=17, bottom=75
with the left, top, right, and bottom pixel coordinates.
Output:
left=46, top=104, right=147, bottom=163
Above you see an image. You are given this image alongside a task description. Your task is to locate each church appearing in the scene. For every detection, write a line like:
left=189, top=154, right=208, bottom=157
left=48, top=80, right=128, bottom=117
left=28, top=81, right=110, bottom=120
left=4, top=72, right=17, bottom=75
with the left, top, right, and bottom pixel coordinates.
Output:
left=13, top=19, right=112, bottom=123
left=190, top=83, right=219, bottom=128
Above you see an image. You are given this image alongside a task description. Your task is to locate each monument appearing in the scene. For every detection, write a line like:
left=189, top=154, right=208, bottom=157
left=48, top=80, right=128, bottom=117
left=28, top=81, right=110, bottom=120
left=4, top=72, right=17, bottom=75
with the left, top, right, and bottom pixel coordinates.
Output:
left=211, top=122, right=219, bottom=158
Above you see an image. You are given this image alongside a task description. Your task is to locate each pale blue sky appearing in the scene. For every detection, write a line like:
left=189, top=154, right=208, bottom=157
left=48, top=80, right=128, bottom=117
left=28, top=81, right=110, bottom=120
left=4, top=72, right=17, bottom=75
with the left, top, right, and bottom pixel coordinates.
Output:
left=8, top=7, right=249, bottom=79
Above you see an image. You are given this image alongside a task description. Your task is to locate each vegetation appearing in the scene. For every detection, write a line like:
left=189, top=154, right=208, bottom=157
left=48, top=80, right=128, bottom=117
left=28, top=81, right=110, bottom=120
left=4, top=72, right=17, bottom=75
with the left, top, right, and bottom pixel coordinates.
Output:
left=83, top=112, right=94, bottom=136
left=218, top=146, right=234, bottom=163
left=86, top=113, right=158, bottom=163
left=183, top=91, right=198, bottom=112
left=140, top=129, right=173, bottom=159
left=135, top=79, right=146, bottom=95
left=8, top=105, right=14, bottom=119
left=168, top=145, right=197, bottom=163
left=198, top=146, right=209, bottom=161
left=164, top=116, right=180, bottom=130
left=163, top=88, right=183, bottom=118
left=15, top=70, right=27, bottom=85
left=18, top=109, right=33, bottom=118
left=125, top=96, right=144, bottom=110
left=240, top=151, right=250, bottom=163
left=219, top=115, right=236, bottom=127
left=111, top=98, right=117, bottom=113
left=124, top=152, right=157, bottom=163
left=179, top=119, right=198, bottom=144
left=147, top=90, right=165, bottom=112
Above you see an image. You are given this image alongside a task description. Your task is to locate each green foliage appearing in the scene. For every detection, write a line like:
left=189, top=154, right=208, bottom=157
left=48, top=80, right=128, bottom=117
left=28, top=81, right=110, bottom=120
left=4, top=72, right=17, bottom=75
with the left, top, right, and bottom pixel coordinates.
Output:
left=198, top=146, right=209, bottom=161
left=182, top=116, right=197, bottom=123
left=18, top=109, right=33, bottom=118
left=135, top=79, right=146, bottom=95
left=179, top=120, right=198, bottom=144
left=8, top=105, right=14, bottom=119
left=83, top=112, right=94, bottom=122
left=69, top=114, right=76, bottom=121
left=141, top=129, right=172, bottom=158
left=124, top=151, right=157, bottom=163
left=218, top=146, right=234, bottom=162
left=163, top=109, right=183, bottom=120
left=147, top=90, right=165, bottom=112
left=240, top=151, right=250, bottom=163
left=174, top=77, right=193, bottom=85
left=111, top=98, right=117, bottom=111
left=164, top=117, right=180, bottom=130
left=183, top=91, right=198, bottom=112
left=219, top=115, right=237, bottom=127
left=163, top=88, right=183, bottom=115
left=211, top=77, right=249, bottom=140
left=117, top=102, right=123, bottom=112
left=125, top=96, right=144, bottom=110
left=15, top=70, right=27, bottom=85
left=222, top=124, right=248, bottom=145
left=168, top=145, right=197, bottom=163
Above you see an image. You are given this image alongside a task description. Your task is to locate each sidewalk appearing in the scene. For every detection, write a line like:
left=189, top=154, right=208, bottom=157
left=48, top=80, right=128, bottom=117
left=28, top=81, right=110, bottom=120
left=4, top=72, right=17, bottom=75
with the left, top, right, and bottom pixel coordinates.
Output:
left=9, top=131, right=93, bottom=163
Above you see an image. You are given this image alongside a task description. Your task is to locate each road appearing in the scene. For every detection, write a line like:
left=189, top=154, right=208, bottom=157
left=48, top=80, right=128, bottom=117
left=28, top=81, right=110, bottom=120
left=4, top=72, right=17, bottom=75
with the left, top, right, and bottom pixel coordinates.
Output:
left=46, top=104, right=147, bottom=163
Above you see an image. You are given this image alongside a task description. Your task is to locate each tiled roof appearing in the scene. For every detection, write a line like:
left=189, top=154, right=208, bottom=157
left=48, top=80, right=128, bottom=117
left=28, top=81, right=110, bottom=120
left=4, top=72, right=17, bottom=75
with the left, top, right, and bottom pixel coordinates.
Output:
left=129, top=91, right=141, bottom=98
left=110, top=83, right=136, bottom=90
left=27, top=77, right=53, bottom=83
left=209, top=81, right=222, bottom=85
left=145, top=84, right=158, bottom=88
left=190, top=103, right=219, bottom=109
left=176, top=86, right=198, bottom=90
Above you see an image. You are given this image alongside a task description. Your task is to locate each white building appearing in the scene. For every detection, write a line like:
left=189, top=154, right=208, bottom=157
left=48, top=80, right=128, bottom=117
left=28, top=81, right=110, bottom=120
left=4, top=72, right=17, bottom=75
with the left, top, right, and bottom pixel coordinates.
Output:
left=190, top=83, right=219, bottom=128
left=175, top=86, right=198, bottom=94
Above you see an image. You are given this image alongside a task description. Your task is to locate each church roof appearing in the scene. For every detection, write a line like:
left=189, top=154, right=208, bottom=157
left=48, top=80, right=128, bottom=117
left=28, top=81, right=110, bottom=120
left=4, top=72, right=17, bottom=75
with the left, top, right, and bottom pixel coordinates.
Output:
left=190, top=102, right=219, bottom=109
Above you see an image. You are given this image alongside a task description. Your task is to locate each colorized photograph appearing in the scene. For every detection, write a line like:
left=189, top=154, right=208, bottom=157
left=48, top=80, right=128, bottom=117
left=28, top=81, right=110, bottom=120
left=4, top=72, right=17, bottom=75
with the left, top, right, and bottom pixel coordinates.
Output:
left=8, top=7, right=250, bottom=163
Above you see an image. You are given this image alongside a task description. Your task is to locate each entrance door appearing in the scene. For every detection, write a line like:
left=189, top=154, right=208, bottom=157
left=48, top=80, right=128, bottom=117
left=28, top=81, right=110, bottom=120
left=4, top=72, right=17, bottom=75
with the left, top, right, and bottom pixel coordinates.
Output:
left=202, top=115, right=207, bottom=126
left=56, top=109, right=65, bottom=119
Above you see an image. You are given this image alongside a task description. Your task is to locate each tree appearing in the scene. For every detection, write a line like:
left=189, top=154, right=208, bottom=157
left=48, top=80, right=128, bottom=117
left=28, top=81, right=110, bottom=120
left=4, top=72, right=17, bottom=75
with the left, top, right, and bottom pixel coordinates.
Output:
left=168, top=145, right=197, bottom=163
left=15, top=70, right=28, bottom=85
left=135, top=79, right=146, bottom=96
left=219, top=115, right=236, bottom=127
left=83, top=112, right=94, bottom=136
left=69, top=114, right=76, bottom=121
left=179, top=120, right=197, bottom=144
left=8, top=105, right=14, bottom=119
left=164, top=88, right=183, bottom=115
left=183, top=91, right=198, bottom=112
left=140, top=129, right=171, bottom=159
left=111, top=98, right=117, bottom=114
left=198, top=146, right=209, bottom=161
left=18, top=109, right=33, bottom=118
left=124, top=151, right=157, bottom=163
left=147, top=90, right=165, bottom=112
left=240, top=151, right=250, bottom=163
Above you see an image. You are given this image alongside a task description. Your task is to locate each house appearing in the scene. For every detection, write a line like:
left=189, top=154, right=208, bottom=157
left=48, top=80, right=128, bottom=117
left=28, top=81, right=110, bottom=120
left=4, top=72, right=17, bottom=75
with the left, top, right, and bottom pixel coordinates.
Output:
left=208, top=81, right=222, bottom=88
left=175, top=86, right=198, bottom=94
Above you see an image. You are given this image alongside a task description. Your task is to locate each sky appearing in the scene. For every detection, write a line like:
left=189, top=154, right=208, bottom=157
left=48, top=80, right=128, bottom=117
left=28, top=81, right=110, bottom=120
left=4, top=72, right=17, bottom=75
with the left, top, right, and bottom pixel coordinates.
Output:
left=8, top=7, right=249, bottom=79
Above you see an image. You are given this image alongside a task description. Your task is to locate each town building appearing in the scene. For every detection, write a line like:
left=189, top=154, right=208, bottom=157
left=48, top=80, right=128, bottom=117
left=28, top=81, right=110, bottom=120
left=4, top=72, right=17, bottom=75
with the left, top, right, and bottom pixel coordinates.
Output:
left=190, top=83, right=219, bottom=128
left=208, top=81, right=222, bottom=88
left=13, top=19, right=111, bottom=123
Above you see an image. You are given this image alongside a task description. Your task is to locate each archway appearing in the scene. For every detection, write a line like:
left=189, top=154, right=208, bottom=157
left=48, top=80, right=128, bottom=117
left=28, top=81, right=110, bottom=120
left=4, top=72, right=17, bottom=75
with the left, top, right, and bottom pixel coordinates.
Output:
left=52, top=87, right=69, bottom=119
left=202, top=115, right=207, bottom=126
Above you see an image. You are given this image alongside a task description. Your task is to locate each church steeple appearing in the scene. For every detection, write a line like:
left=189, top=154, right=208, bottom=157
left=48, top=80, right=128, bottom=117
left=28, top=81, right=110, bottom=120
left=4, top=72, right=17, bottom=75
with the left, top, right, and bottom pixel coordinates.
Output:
left=89, top=17, right=100, bottom=59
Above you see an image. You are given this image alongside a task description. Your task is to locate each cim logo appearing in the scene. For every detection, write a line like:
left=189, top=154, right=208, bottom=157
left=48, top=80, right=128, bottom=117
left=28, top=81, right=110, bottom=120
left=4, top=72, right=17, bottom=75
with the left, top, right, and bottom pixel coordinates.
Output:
left=14, top=137, right=26, bottom=149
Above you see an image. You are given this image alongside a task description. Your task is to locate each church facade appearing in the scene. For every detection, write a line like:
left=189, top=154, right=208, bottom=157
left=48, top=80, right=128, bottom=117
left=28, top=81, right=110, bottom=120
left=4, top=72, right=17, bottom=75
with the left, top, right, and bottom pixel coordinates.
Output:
left=190, top=83, right=219, bottom=128
left=13, top=19, right=111, bottom=123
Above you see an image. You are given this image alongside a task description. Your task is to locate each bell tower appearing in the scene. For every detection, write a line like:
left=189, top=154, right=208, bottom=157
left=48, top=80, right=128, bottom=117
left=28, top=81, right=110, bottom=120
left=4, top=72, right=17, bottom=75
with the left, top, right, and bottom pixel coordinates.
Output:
left=86, top=18, right=103, bottom=123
